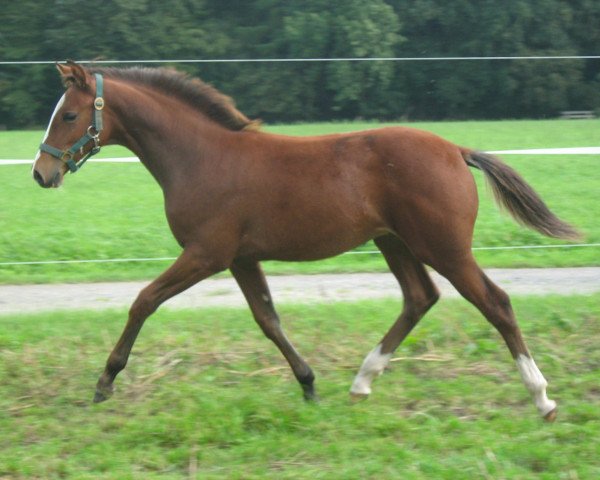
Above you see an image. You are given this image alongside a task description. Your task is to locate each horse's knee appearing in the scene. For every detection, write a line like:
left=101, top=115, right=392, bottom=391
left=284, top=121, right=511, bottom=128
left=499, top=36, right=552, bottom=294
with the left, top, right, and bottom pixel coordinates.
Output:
left=255, top=313, right=282, bottom=342
left=129, top=290, right=158, bottom=319
left=406, top=287, right=439, bottom=318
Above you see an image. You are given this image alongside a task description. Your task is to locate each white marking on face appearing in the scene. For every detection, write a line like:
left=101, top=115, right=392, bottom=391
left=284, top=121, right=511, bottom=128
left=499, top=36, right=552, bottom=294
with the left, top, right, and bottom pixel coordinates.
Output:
left=350, top=344, right=392, bottom=396
left=33, top=94, right=66, bottom=170
left=516, top=354, right=556, bottom=416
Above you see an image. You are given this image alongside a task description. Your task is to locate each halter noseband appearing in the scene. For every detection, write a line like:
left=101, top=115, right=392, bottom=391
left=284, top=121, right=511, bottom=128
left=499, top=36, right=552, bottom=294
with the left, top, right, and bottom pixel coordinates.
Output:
left=39, top=73, right=104, bottom=173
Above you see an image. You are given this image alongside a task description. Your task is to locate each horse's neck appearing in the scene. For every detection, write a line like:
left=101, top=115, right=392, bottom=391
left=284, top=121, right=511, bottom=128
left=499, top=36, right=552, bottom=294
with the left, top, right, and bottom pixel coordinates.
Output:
left=108, top=82, right=224, bottom=189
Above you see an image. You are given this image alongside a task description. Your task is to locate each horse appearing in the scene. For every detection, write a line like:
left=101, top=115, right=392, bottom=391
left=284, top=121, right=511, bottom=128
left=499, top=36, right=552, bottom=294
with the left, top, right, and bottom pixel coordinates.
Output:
left=32, top=60, right=580, bottom=421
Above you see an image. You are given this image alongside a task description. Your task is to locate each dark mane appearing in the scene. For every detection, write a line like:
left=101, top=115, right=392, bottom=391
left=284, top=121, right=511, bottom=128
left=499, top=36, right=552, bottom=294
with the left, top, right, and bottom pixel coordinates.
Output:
left=88, top=66, right=259, bottom=131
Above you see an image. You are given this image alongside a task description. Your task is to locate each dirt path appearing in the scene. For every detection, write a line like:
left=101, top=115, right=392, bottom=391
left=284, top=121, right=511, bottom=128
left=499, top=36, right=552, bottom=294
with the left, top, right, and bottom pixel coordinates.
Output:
left=1, top=267, right=598, bottom=314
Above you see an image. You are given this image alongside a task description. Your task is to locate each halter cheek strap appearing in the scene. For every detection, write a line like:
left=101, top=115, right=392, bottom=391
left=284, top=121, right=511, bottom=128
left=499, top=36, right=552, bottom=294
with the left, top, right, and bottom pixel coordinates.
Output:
left=39, top=73, right=104, bottom=173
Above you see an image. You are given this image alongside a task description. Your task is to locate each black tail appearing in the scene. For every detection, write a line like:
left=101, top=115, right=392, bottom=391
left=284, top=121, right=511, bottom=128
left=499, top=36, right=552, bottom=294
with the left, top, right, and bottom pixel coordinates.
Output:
left=463, top=150, right=581, bottom=241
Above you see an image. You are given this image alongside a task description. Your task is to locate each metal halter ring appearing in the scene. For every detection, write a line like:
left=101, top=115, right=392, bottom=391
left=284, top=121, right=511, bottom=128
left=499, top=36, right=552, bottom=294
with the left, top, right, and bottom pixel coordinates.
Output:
left=87, top=125, right=100, bottom=138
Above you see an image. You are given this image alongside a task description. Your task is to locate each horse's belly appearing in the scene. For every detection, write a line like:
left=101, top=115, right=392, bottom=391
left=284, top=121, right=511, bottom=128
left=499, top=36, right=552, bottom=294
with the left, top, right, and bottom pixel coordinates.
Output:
left=238, top=211, right=389, bottom=262
left=234, top=152, right=391, bottom=261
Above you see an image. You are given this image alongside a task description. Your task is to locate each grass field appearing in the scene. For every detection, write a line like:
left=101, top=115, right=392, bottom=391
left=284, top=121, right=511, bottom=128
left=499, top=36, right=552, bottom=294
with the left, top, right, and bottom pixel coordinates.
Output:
left=2, top=119, right=598, bottom=480
left=1, top=119, right=599, bottom=284
left=0, top=294, right=598, bottom=479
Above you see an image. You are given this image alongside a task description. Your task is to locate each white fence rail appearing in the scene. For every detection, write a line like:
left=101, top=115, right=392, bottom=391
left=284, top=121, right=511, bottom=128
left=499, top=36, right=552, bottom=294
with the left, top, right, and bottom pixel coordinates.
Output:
left=2, top=147, right=600, bottom=166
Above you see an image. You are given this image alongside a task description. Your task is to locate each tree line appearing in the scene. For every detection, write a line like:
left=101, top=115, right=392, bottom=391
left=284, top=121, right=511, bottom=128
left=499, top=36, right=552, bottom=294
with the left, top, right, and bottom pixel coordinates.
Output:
left=1, top=0, right=599, bottom=129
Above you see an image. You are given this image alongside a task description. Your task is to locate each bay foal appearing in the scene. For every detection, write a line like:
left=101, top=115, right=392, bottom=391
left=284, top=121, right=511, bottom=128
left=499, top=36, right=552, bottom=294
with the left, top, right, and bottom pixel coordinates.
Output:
left=33, top=62, right=580, bottom=420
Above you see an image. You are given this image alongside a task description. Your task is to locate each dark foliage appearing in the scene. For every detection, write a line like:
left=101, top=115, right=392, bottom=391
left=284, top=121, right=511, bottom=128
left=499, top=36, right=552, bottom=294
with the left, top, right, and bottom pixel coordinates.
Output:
left=1, top=0, right=599, bottom=128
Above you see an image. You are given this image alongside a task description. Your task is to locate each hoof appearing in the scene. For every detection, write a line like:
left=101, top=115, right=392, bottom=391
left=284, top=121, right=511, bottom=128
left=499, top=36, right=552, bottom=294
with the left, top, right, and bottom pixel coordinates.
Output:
left=93, top=384, right=114, bottom=403
left=543, top=407, right=558, bottom=422
left=303, top=392, right=320, bottom=403
left=302, top=384, right=319, bottom=402
left=349, top=391, right=369, bottom=404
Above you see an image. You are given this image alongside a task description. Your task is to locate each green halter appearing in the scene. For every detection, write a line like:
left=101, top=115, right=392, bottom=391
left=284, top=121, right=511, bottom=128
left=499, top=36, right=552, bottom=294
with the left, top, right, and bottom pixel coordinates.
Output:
left=39, top=73, right=104, bottom=173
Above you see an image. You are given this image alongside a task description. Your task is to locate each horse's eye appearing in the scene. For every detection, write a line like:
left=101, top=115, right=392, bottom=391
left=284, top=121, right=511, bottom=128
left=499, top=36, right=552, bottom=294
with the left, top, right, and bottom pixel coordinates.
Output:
left=62, top=112, right=78, bottom=122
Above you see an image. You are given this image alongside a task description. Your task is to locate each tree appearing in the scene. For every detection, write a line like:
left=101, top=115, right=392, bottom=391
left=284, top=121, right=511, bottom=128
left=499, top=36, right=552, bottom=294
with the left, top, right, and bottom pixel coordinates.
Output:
left=389, top=0, right=589, bottom=119
left=0, top=0, right=598, bottom=128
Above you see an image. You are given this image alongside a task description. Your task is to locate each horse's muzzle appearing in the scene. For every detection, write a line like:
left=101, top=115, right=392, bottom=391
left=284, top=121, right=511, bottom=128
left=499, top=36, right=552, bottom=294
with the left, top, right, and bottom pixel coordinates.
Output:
left=33, top=168, right=62, bottom=188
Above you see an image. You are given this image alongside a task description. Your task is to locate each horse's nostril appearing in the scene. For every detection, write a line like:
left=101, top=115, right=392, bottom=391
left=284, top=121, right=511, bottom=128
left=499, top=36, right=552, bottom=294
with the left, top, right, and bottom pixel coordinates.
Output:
left=33, top=169, right=45, bottom=187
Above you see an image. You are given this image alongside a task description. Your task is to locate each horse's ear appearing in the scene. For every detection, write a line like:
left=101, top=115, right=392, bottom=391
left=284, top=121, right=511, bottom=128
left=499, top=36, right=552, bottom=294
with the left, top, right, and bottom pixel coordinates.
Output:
left=56, top=60, right=89, bottom=89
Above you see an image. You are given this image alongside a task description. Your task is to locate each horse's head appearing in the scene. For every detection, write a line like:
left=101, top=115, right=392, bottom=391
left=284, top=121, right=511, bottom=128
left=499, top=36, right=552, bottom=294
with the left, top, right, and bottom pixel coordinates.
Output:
left=33, top=61, right=105, bottom=188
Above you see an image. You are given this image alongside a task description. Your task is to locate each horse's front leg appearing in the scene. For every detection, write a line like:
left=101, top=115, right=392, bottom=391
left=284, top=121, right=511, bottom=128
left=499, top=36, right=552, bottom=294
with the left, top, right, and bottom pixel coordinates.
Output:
left=94, top=247, right=224, bottom=403
left=230, top=259, right=317, bottom=400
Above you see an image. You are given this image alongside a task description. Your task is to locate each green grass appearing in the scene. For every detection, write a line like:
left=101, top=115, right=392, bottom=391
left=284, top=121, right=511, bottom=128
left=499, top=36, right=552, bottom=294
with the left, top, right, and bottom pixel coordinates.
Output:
left=0, top=295, right=599, bottom=478
left=1, top=119, right=598, bottom=284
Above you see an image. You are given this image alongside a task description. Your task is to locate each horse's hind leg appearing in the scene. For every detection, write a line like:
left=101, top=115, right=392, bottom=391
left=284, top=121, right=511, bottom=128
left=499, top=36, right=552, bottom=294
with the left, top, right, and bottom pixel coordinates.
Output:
left=350, top=234, right=440, bottom=399
left=230, top=259, right=316, bottom=400
left=435, top=254, right=557, bottom=420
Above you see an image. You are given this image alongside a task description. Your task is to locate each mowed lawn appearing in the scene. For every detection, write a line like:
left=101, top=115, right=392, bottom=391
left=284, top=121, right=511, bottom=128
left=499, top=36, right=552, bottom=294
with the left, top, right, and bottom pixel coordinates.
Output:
left=0, top=295, right=598, bottom=479
left=0, top=119, right=599, bottom=284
